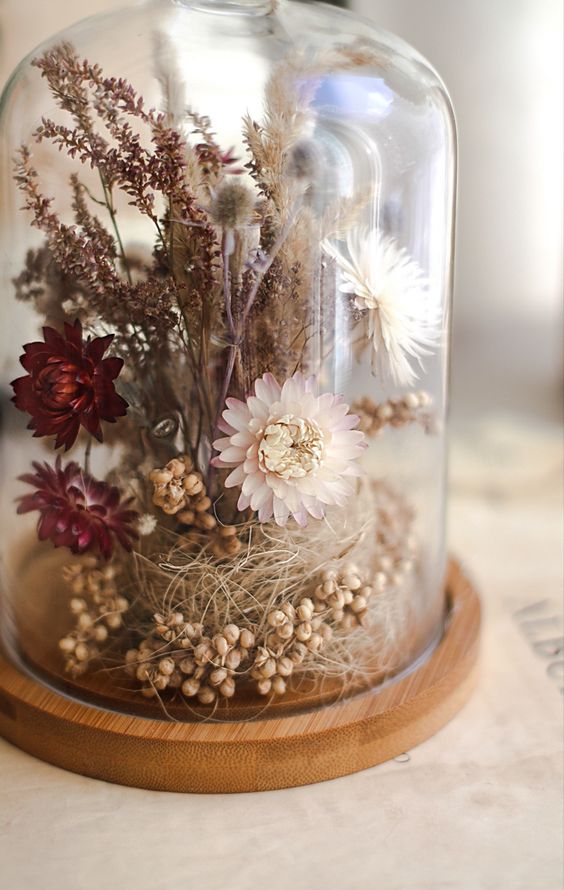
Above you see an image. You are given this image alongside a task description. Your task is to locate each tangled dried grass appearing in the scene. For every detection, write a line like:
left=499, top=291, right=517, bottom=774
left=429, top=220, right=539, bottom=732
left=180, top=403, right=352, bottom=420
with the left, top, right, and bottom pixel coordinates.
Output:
left=115, top=477, right=417, bottom=704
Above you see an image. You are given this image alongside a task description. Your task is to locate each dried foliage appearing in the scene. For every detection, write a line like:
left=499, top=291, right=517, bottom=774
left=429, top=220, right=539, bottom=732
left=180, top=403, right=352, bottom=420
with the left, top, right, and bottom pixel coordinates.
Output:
left=11, top=38, right=431, bottom=709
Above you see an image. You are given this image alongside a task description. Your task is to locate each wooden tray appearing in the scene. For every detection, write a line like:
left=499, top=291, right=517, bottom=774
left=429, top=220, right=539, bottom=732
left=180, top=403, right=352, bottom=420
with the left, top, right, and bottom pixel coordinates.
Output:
left=0, top=558, right=480, bottom=792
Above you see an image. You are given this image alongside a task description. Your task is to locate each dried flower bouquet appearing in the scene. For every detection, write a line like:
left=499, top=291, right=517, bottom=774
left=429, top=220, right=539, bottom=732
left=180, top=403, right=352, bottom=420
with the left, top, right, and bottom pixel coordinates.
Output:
left=9, top=41, right=437, bottom=712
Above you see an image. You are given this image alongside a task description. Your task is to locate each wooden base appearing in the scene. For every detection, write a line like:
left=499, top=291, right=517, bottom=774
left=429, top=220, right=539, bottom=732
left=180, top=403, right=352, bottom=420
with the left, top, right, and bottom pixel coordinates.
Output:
left=0, top=559, right=480, bottom=793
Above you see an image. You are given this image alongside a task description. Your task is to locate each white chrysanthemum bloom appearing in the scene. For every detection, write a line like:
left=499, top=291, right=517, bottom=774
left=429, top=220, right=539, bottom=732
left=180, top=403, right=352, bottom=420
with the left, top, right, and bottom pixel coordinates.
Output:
left=322, top=229, right=439, bottom=387
left=212, top=372, right=366, bottom=527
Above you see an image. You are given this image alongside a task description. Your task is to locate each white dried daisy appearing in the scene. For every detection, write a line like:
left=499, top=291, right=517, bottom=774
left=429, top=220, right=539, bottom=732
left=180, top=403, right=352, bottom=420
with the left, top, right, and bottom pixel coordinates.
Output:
left=212, top=372, right=366, bottom=528
left=322, top=228, right=439, bottom=387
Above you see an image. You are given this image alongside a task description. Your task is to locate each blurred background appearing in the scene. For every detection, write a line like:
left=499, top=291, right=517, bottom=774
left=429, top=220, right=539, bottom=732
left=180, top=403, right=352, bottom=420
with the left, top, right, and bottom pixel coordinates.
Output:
left=0, top=0, right=562, bottom=455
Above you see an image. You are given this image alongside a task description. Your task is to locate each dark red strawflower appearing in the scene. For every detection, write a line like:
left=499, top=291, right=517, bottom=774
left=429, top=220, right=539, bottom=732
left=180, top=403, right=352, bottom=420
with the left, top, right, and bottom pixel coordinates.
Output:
left=194, top=143, right=246, bottom=176
left=17, top=458, right=138, bottom=560
left=11, top=319, right=128, bottom=451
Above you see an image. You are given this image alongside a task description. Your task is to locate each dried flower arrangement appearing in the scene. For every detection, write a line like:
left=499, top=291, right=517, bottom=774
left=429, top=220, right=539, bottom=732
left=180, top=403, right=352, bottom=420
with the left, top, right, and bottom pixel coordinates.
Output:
left=9, top=39, right=438, bottom=713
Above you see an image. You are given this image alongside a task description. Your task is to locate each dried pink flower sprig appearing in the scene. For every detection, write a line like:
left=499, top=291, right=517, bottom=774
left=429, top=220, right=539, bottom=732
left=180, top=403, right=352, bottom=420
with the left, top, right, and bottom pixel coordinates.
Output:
left=213, top=372, right=366, bottom=527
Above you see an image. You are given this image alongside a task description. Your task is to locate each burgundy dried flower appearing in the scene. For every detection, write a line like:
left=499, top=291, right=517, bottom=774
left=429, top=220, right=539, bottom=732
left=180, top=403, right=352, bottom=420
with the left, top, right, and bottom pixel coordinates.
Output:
left=17, top=458, right=138, bottom=560
left=195, top=143, right=246, bottom=176
left=11, top=319, right=128, bottom=450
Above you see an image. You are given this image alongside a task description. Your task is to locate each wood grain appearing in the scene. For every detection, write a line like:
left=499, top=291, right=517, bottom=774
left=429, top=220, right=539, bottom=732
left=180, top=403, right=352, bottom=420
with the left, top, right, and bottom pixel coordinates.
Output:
left=0, top=558, right=480, bottom=793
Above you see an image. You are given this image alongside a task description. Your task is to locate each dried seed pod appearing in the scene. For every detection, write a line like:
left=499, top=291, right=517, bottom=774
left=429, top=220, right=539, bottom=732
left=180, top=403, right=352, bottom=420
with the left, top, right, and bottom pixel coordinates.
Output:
left=105, top=613, right=122, bottom=630
left=219, top=677, right=236, bottom=698
left=281, top=601, right=296, bottom=620
left=217, top=535, right=242, bottom=556
left=271, top=676, right=287, bottom=696
left=181, top=677, right=200, bottom=697
left=149, top=469, right=173, bottom=484
left=240, top=629, right=255, bottom=649
left=290, top=642, right=308, bottom=664
left=260, top=657, right=277, bottom=679
left=197, top=686, right=216, bottom=705
left=194, top=495, right=212, bottom=512
left=277, top=656, right=294, bottom=677
left=276, top=622, right=294, bottom=641
left=341, top=613, right=357, bottom=631
left=351, top=595, right=367, bottom=614
left=136, top=664, right=151, bottom=682
left=69, top=597, right=87, bottom=614
left=194, top=642, right=213, bottom=665
left=225, top=648, right=242, bottom=671
left=306, top=632, right=323, bottom=652
left=177, top=509, right=196, bottom=526
left=374, top=573, right=387, bottom=592
left=168, top=670, right=183, bottom=689
left=257, top=678, right=272, bottom=696
left=77, top=612, right=93, bottom=631
left=74, top=642, right=90, bottom=662
left=295, top=621, right=312, bottom=642
left=267, top=609, right=286, bottom=628
left=210, top=667, right=228, bottom=687
left=266, top=632, right=281, bottom=650
left=296, top=603, right=313, bottom=622
left=197, top=512, right=217, bottom=531
left=152, top=674, right=168, bottom=691
left=223, top=624, right=240, bottom=646
left=168, top=459, right=186, bottom=478
left=328, top=590, right=345, bottom=610
left=93, top=624, right=108, bottom=642
left=213, top=634, right=229, bottom=657
left=180, top=656, right=195, bottom=675
left=321, top=568, right=337, bottom=583
left=158, top=657, right=175, bottom=676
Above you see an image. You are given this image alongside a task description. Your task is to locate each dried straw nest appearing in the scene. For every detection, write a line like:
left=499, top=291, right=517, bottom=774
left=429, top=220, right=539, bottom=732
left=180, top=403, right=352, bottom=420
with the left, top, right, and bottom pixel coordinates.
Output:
left=117, top=478, right=418, bottom=706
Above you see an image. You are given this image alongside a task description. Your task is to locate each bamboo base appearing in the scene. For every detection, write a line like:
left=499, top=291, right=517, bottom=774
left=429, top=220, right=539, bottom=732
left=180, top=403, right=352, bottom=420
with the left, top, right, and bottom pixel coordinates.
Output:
left=0, top=558, right=479, bottom=793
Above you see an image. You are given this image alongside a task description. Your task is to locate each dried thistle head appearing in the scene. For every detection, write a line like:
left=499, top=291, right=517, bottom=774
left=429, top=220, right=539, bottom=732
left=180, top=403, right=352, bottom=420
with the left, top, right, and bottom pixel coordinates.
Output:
left=285, top=140, right=319, bottom=185
left=209, top=181, right=256, bottom=229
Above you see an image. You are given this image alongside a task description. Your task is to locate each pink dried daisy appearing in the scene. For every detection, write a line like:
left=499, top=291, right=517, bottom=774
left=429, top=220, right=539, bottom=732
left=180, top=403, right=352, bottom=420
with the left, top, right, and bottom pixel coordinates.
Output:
left=212, top=372, right=366, bottom=527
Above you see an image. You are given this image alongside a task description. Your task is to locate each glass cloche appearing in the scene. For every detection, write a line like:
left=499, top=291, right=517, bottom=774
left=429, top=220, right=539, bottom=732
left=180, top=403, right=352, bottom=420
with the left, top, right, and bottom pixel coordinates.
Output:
left=0, top=0, right=456, bottom=722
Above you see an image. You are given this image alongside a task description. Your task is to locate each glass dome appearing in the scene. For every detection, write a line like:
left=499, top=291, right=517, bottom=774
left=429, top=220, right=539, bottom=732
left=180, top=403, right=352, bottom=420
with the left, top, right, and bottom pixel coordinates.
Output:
left=0, top=0, right=455, bottom=720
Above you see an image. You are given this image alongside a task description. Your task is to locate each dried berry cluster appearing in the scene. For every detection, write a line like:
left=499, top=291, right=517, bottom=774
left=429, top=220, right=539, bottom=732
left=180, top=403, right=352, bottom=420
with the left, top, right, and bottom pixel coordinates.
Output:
left=312, top=563, right=375, bottom=631
left=58, top=559, right=129, bottom=675
left=372, top=483, right=417, bottom=595
left=124, top=594, right=337, bottom=703
left=149, top=455, right=242, bottom=557
left=250, top=597, right=334, bottom=696
left=124, top=613, right=255, bottom=704
left=353, top=392, right=434, bottom=438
